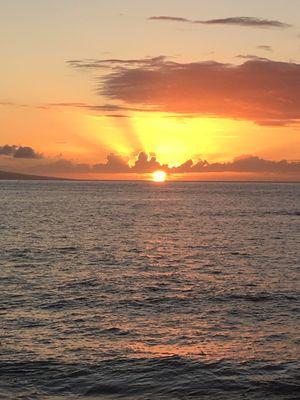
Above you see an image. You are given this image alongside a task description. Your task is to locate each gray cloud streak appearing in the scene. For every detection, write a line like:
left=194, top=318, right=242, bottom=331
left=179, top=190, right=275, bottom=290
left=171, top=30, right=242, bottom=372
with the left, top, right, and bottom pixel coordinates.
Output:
left=257, top=45, right=273, bottom=52
left=148, top=16, right=291, bottom=28
left=67, top=56, right=166, bottom=70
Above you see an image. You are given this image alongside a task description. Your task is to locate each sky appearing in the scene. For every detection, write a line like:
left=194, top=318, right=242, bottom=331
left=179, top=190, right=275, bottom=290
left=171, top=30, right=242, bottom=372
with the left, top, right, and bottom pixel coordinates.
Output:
left=0, top=0, right=300, bottom=180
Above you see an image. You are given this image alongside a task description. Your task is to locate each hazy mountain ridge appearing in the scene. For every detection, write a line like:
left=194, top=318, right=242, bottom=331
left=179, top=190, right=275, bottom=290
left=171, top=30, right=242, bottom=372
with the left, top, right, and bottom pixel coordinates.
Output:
left=0, top=170, right=62, bottom=180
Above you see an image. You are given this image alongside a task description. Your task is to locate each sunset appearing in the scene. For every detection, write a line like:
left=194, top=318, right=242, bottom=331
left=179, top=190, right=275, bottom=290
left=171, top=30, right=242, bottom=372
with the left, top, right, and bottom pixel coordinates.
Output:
left=1, top=1, right=300, bottom=181
left=0, top=1, right=299, bottom=399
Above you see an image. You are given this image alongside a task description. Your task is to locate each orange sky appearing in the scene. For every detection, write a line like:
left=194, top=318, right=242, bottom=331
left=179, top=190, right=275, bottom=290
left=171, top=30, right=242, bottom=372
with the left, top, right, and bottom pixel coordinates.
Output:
left=0, top=1, right=300, bottom=180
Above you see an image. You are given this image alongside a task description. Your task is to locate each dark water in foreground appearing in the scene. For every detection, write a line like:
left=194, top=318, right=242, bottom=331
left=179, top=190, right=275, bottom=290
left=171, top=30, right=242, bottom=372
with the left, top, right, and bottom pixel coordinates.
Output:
left=0, top=181, right=299, bottom=399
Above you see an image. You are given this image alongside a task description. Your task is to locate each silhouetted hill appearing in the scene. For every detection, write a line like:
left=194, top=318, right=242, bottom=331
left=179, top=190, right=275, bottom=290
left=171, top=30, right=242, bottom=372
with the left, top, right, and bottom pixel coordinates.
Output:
left=0, top=170, right=63, bottom=180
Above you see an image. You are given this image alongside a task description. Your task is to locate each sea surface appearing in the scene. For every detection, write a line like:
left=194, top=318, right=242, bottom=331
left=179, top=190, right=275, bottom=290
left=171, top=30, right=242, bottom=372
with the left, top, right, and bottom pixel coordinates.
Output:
left=0, top=181, right=299, bottom=399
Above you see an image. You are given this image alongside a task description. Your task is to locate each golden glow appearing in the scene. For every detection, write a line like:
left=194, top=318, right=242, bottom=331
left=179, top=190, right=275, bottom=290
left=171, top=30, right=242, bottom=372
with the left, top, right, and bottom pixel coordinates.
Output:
left=3, top=105, right=299, bottom=181
left=152, top=170, right=167, bottom=182
left=63, top=111, right=300, bottom=171
left=82, top=112, right=247, bottom=165
left=130, top=113, right=247, bottom=165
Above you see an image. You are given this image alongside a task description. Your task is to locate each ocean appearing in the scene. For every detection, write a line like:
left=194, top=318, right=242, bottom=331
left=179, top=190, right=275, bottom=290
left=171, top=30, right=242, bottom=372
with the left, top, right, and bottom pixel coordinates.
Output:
left=0, top=181, right=299, bottom=399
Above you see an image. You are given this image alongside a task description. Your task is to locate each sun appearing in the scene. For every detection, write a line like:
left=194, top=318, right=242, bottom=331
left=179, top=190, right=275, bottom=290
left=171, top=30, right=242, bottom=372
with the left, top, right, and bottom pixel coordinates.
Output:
left=152, top=170, right=167, bottom=182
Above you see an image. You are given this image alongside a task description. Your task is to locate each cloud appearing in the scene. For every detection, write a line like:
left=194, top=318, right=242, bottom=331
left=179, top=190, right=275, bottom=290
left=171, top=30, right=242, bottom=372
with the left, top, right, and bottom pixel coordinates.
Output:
left=92, top=58, right=300, bottom=125
left=28, top=154, right=130, bottom=174
left=0, top=145, right=43, bottom=159
left=30, top=159, right=92, bottom=173
left=149, top=16, right=190, bottom=23
left=93, top=153, right=131, bottom=173
left=0, top=145, right=17, bottom=156
left=0, top=101, right=28, bottom=108
left=130, top=152, right=166, bottom=173
left=30, top=153, right=164, bottom=174
left=67, top=56, right=166, bottom=70
left=148, top=16, right=291, bottom=28
left=47, top=102, right=154, bottom=114
left=183, top=156, right=300, bottom=174
left=235, top=54, right=270, bottom=60
left=14, top=146, right=43, bottom=159
left=197, top=17, right=291, bottom=28
left=28, top=152, right=300, bottom=177
left=257, top=45, right=273, bottom=52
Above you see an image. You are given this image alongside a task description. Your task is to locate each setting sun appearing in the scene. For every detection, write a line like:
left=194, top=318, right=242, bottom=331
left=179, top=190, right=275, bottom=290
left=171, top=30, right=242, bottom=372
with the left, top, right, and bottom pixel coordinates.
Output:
left=152, top=170, right=167, bottom=182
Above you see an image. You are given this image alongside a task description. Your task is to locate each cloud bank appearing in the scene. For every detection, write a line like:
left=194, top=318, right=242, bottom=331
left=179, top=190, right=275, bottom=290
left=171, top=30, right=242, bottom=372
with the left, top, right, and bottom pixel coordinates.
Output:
left=27, top=152, right=300, bottom=177
left=148, top=16, right=291, bottom=28
left=1, top=145, right=298, bottom=178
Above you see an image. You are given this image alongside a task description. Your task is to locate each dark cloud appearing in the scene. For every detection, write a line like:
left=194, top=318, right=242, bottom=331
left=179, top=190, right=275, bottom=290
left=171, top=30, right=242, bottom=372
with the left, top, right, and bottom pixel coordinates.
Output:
left=48, top=102, right=154, bottom=113
left=235, top=54, right=270, bottom=60
left=102, top=114, right=129, bottom=118
left=196, top=17, right=291, bottom=28
left=93, top=153, right=131, bottom=173
left=29, top=154, right=130, bottom=174
left=29, top=153, right=300, bottom=177
left=0, top=145, right=17, bottom=156
left=96, top=58, right=300, bottom=125
left=257, top=45, right=273, bottom=52
left=253, top=119, right=299, bottom=127
left=14, top=146, right=43, bottom=159
left=0, top=145, right=42, bottom=159
left=148, top=16, right=190, bottom=23
left=131, top=152, right=167, bottom=173
left=30, top=159, right=92, bottom=174
left=181, top=156, right=300, bottom=174
left=67, top=56, right=166, bottom=70
left=0, top=144, right=18, bottom=156
left=0, top=101, right=29, bottom=108
left=148, top=16, right=291, bottom=28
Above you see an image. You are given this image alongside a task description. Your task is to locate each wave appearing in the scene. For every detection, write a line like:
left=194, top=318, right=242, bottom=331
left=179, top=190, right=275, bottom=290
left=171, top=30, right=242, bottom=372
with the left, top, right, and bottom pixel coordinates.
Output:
left=214, top=292, right=298, bottom=303
left=1, top=356, right=299, bottom=399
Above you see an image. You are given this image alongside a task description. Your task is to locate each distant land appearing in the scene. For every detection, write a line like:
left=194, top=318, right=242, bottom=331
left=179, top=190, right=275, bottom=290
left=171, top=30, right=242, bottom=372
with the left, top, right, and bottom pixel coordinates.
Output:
left=0, top=170, right=63, bottom=180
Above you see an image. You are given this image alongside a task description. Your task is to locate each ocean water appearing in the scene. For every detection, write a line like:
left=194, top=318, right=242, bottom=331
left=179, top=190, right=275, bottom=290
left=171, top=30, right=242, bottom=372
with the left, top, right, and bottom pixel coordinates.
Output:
left=0, top=181, right=299, bottom=400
